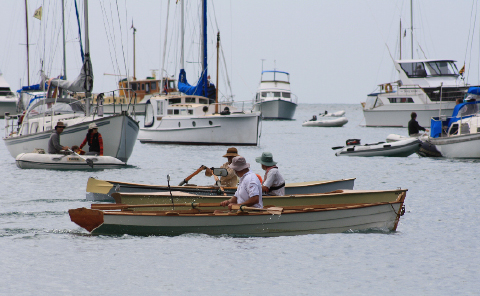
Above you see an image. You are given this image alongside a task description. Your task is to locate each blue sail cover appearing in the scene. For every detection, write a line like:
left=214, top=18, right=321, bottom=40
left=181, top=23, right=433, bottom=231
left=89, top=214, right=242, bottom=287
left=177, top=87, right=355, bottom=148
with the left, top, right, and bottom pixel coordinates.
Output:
left=467, top=86, right=480, bottom=95
left=430, top=101, right=479, bottom=137
left=178, top=69, right=216, bottom=103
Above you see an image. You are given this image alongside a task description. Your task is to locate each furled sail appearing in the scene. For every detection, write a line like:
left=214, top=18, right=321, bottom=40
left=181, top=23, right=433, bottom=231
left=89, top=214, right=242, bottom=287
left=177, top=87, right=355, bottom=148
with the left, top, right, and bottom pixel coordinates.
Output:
left=178, top=69, right=216, bottom=103
left=44, top=57, right=93, bottom=92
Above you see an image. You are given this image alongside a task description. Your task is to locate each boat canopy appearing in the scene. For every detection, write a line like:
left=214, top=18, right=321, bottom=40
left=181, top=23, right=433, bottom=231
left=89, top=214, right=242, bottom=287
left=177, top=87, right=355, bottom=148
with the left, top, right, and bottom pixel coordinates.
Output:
left=261, top=70, right=290, bottom=83
left=430, top=100, right=480, bottom=138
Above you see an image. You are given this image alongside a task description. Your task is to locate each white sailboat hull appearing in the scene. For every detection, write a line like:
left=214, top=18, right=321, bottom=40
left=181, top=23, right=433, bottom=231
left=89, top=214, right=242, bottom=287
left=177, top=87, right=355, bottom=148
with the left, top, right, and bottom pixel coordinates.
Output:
left=428, top=133, right=480, bottom=158
left=4, top=113, right=139, bottom=162
left=138, top=113, right=260, bottom=145
left=253, top=99, right=297, bottom=120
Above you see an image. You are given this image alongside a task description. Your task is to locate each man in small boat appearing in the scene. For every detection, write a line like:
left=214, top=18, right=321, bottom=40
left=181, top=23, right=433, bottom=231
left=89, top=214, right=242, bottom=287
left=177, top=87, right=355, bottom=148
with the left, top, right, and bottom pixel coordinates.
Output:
left=205, top=147, right=239, bottom=187
left=220, top=156, right=263, bottom=209
left=256, top=152, right=285, bottom=196
left=79, top=123, right=104, bottom=156
left=48, top=121, right=69, bottom=154
left=408, top=112, right=427, bottom=137
left=309, top=115, right=317, bottom=121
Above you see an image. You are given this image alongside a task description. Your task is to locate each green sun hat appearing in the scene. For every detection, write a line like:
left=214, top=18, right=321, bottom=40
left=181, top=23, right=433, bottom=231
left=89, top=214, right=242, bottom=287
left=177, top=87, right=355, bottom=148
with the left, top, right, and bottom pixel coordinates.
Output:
left=255, top=152, right=277, bottom=166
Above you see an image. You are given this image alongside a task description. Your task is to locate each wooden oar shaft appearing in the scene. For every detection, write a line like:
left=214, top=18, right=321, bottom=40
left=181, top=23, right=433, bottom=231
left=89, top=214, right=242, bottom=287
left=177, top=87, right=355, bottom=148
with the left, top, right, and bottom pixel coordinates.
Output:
left=184, top=165, right=206, bottom=183
left=91, top=202, right=222, bottom=210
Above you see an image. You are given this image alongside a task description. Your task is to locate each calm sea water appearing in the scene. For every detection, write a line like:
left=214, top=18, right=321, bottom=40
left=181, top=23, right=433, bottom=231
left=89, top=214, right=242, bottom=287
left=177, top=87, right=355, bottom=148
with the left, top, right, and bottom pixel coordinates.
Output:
left=1, top=104, right=479, bottom=295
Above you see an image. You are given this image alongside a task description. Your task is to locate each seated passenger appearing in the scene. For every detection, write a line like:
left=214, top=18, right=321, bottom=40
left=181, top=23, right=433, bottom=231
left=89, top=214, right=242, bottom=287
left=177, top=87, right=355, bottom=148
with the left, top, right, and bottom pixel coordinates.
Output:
left=415, top=65, right=427, bottom=77
left=255, top=152, right=285, bottom=196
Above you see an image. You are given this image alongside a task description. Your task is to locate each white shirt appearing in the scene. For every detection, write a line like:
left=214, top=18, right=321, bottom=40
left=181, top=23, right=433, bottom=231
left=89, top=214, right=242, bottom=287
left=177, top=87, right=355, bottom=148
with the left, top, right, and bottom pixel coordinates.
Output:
left=234, top=170, right=263, bottom=208
left=264, top=168, right=285, bottom=196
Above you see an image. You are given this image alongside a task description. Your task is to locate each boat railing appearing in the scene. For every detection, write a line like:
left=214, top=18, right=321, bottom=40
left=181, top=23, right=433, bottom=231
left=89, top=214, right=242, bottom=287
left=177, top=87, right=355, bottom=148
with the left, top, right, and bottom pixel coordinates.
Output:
left=3, top=112, right=21, bottom=138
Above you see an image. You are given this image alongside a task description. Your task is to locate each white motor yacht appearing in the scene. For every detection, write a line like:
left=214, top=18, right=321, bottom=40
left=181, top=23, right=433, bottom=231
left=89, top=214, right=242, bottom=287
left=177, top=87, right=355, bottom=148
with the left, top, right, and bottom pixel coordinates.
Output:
left=0, top=71, right=18, bottom=118
left=252, top=70, right=298, bottom=120
left=362, top=59, right=472, bottom=127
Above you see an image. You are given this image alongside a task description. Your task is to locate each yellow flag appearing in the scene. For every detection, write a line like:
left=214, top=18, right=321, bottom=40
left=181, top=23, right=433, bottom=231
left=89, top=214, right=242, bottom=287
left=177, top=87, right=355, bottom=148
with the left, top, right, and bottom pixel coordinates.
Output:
left=33, top=6, right=42, bottom=20
left=459, top=65, right=465, bottom=75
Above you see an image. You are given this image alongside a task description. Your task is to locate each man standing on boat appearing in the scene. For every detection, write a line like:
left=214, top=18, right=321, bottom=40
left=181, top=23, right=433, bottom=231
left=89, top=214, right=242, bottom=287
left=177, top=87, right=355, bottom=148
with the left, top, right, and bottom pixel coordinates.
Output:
left=48, top=122, right=69, bottom=154
left=79, top=123, right=104, bottom=156
left=220, top=156, right=263, bottom=209
left=408, top=112, right=427, bottom=137
left=205, top=147, right=238, bottom=187
left=256, top=152, right=285, bottom=196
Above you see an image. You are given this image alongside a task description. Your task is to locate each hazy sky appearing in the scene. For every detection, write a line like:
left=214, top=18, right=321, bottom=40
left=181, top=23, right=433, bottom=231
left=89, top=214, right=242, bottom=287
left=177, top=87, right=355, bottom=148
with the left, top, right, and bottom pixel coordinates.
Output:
left=1, top=0, right=479, bottom=104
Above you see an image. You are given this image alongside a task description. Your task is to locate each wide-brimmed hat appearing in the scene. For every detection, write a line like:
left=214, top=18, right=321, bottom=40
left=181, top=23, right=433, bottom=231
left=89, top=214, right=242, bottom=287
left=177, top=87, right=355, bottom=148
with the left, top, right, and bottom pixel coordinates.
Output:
left=89, top=123, right=98, bottom=129
left=55, top=121, right=66, bottom=129
left=223, top=147, right=239, bottom=158
left=255, top=152, right=277, bottom=166
left=228, top=156, right=250, bottom=171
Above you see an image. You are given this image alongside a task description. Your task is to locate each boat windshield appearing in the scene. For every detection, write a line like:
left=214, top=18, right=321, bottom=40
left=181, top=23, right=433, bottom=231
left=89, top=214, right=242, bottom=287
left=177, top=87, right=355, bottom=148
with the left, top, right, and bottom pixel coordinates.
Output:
left=400, top=61, right=459, bottom=78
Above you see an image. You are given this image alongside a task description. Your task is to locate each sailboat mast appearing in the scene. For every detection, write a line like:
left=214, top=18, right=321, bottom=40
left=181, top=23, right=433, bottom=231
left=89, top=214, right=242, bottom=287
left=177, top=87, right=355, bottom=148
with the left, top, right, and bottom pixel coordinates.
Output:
left=161, top=0, right=171, bottom=93
left=201, top=0, right=207, bottom=96
left=132, top=24, right=136, bottom=80
left=25, top=0, right=30, bottom=86
left=62, top=0, right=67, bottom=97
left=215, top=32, right=219, bottom=113
left=410, top=0, right=413, bottom=59
left=84, top=0, right=91, bottom=116
left=180, top=0, right=184, bottom=69
left=399, top=19, right=402, bottom=60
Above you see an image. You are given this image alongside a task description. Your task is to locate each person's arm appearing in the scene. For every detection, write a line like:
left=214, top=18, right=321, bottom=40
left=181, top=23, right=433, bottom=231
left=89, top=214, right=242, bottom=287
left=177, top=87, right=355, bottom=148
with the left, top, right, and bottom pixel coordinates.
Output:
left=262, top=170, right=275, bottom=192
left=79, top=135, right=88, bottom=149
left=98, top=133, right=104, bottom=156
left=237, top=195, right=259, bottom=207
left=221, top=196, right=237, bottom=207
left=52, top=133, right=64, bottom=151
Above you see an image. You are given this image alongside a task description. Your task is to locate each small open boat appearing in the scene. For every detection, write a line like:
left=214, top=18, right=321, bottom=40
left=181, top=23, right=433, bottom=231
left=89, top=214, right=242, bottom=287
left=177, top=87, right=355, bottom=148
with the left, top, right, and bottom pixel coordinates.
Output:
left=334, top=138, right=421, bottom=157
left=109, top=189, right=407, bottom=209
left=16, top=152, right=126, bottom=170
left=69, top=192, right=405, bottom=236
left=85, top=177, right=356, bottom=201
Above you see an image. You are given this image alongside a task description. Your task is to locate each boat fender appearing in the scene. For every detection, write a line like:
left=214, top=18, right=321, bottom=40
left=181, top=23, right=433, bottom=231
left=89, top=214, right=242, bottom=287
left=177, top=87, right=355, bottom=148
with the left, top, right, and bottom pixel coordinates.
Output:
left=385, top=83, right=393, bottom=93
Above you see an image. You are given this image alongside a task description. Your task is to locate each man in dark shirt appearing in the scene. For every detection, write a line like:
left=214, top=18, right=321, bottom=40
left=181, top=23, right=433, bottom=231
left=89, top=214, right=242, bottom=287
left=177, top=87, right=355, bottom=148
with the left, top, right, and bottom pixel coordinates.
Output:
left=408, top=112, right=427, bottom=136
left=48, top=121, right=69, bottom=154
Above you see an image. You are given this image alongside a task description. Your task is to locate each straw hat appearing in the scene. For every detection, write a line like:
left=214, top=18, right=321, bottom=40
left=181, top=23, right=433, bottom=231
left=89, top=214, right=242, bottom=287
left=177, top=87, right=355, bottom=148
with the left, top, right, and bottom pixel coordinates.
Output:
left=228, top=156, right=250, bottom=171
left=223, top=147, right=239, bottom=158
left=89, top=122, right=98, bottom=129
left=255, top=152, right=277, bottom=167
left=55, top=121, right=66, bottom=129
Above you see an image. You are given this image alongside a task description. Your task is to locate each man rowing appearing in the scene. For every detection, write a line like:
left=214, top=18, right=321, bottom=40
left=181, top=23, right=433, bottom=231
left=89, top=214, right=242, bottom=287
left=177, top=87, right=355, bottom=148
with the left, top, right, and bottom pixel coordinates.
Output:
left=205, top=147, right=239, bottom=187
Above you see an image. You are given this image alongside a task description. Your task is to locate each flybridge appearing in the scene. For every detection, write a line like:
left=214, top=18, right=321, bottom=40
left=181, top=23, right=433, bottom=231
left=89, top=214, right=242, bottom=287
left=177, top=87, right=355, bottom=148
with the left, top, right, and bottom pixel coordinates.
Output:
left=261, top=70, right=290, bottom=83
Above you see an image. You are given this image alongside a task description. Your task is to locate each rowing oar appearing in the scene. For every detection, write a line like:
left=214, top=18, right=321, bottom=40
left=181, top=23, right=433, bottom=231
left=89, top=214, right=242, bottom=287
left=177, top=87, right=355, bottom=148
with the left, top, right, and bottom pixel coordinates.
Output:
left=230, top=205, right=283, bottom=215
left=91, top=202, right=222, bottom=210
left=178, top=165, right=206, bottom=186
left=212, top=174, right=226, bottom=195
left=68, top=149, right=94, bottom=168
left=331, top=146, right=344, bottom=150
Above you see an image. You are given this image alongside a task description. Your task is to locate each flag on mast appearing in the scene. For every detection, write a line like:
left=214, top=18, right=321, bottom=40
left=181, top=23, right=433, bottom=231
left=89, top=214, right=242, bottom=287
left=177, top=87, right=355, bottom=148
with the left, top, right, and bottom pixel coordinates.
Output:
left=459, top=64, right=465, bottom=76
left=33, top=6, right=42, bottom=20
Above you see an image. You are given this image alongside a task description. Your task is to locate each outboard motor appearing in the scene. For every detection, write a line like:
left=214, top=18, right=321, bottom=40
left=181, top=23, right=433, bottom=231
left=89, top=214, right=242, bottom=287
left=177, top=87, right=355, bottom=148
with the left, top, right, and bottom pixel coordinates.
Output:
left=346, top=139, right=361, bottom=146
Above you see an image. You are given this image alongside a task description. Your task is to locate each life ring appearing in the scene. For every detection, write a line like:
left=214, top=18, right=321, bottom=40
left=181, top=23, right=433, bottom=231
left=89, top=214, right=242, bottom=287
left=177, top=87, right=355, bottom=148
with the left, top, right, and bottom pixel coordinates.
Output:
left=385, top=83, right=393, bottom=93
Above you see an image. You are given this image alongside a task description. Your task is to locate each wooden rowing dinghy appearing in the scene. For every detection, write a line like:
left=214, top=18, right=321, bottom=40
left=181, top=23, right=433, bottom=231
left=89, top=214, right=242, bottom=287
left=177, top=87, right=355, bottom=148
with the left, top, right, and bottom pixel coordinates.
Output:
left=69, top=192, right=406, bottom=237
left=108, top=189, right=407, bottom=210
left=85, top=177, right=356, bottom=201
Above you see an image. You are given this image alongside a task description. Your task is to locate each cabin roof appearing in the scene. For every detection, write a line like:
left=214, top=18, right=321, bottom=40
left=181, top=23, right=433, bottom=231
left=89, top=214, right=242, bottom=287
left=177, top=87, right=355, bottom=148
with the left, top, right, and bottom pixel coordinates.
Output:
left=396, top=59, right=457, bottom=63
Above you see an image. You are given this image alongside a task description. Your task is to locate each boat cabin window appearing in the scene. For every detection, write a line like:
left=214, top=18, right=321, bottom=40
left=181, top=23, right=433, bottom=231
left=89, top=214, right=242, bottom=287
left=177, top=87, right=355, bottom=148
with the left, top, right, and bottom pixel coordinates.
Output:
left=282, top=92, right=291, bottom=98
left=188, top=110, right=193, bottom=115
left=141, top=84, right=145, bottom=91
left=273, top=92, right=281, bottom=97
left=388, top=97, right=414, bottom=103
left=400, top=61, right=458, bottom=78
left=131, top=83, right=138, bottom=91
left=30, top=122, right=38, bottom=134
left=185, top=97, right=196, bottom=103
left=458, top=103, right=479, bottom=117
left=199, top=98, right=208, bottom=104
left=0, top=87, right=13, bottom=96
left=146, top=83, right=150, bottom=93
left=169, top=98, right=182, bottom=104
left=261, top=92, right=268, bottom=98
left=151, top=82, right=157, bottom=90
left=425, top=61, right=457, bottom=76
